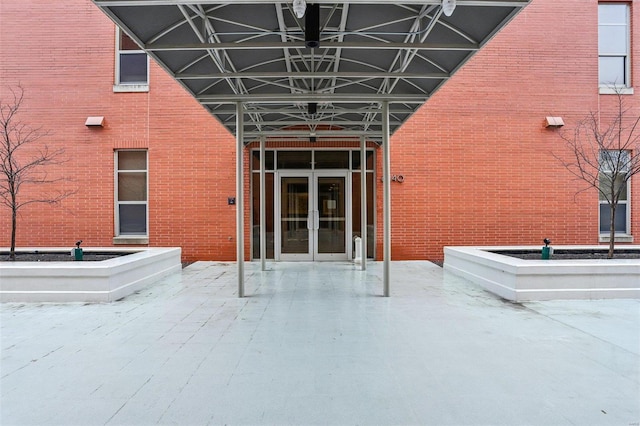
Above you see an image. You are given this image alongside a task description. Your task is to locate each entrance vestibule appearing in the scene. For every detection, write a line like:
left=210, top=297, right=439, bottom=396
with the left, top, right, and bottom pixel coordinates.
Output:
left=251, top=149, right=375, bottom=261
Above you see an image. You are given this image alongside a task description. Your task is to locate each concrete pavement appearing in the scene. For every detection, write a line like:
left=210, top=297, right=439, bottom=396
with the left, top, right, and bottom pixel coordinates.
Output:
left=1, top=261, right=639, bottom=425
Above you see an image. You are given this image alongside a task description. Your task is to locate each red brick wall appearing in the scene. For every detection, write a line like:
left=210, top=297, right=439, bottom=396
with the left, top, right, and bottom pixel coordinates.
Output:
left=389, top=0, right=640, bottom=261
left=0, top=0, right=237, bottom=261
left=1, top=0, right=638, bottom=262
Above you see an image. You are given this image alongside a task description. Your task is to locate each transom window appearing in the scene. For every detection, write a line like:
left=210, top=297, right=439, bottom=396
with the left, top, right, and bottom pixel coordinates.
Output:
left=254, top=150, right=375, bottom=171
left=598, top=3, right=631, bottom=88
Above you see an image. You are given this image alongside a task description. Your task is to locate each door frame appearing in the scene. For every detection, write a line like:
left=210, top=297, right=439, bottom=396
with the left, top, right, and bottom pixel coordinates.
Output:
left=313, top=170, right=351, bottom=261
left=275, top=170, right=351, bottom=261
left=276, top=171, right=312, bottom=261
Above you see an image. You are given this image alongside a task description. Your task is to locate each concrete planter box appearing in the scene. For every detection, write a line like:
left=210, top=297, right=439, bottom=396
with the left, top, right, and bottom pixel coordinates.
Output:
left=0, top=247, right=181, bottom=303
left=444, top=245, right=640, bottom=301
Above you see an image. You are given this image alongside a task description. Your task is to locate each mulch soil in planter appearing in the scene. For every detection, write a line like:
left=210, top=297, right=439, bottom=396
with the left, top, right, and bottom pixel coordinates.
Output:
left=0, top=252, right=131, bottom=262
left=491, top=249, right=640, bottom=260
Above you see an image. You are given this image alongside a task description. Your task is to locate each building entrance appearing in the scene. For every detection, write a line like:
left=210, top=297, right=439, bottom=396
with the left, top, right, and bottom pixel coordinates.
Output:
left=276, top=171, right=349, bottom=261
left=251, top=149, right=375, bottom=262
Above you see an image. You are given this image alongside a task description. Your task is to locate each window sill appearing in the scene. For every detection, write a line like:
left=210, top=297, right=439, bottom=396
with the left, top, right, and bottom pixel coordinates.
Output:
left=113, top=236, right=149, bottom=245
left=599, top=234, right=633, bottom=243
left=113, top=84, right=149, bottom=93
left=599, top=86, right=634, bottom=95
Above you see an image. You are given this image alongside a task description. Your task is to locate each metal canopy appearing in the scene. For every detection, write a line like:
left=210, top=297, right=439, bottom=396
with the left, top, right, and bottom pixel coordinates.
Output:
left=93, top=0, right=529, bottom=143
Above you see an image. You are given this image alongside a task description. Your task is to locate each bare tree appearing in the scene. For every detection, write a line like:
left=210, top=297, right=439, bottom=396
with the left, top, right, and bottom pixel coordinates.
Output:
left=554, top=88, right=640, bottom=258
left=0, top=85, right=75, bottom=260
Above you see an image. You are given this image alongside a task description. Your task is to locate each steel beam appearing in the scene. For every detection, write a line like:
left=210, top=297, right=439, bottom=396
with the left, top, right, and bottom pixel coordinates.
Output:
left=243, top=130, right=385, bottom=138
left=208, top=106, right=415, bottom=115
left=149, top=42, right=478, bottom=52
left=96, top=1, right=530, bottom=7
left=198, top=94, right=429, bottom=103
left=176, top=71, right=449, bottom=80
left=228, top=120, right=403, bottom=127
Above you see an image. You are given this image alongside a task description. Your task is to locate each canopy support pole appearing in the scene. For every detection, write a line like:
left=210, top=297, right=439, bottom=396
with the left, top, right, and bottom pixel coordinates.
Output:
left=236, top=102, right=245, bottom=297
left=360, top=136, right=367, bottom=271
left=382, top=101, right=391, bottom=297
left=260, top=136, right=266, bottom=272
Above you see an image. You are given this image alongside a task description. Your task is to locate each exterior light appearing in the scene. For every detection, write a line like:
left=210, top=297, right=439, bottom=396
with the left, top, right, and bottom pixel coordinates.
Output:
left=544, top=116, right=564, bottom=128
left=293, top=0, right=306, bottom=19
left=85, top=116, right=104, bottom=127
left=442, top=0, right=456, bottom=17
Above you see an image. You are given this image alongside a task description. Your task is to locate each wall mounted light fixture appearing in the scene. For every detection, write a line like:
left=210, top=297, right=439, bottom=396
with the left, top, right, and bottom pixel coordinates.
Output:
left=544, top=116, right=564, bottom=128
left=85, top=116, right=104, bottom=127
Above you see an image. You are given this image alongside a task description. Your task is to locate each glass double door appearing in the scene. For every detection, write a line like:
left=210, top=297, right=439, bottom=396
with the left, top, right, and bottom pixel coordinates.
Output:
left=276, top=171, right=349, bottom=261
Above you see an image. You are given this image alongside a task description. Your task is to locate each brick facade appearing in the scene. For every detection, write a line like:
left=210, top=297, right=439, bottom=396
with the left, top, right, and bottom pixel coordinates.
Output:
left=1, top=0, right=638, bottom=262
left=389, top=0, right=640, bottom=260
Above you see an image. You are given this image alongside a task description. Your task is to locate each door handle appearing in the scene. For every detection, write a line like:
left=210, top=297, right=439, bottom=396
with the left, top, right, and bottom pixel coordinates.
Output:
left=314, top=210, right=320, bottom=230
left=307, top=210, right=313, bottom=230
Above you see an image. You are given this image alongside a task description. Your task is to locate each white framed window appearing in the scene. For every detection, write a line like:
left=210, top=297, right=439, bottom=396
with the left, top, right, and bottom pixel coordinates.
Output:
left=599, top=3, right=632, bottom=92
left=599, top=150, right=631, bottom=237
left=114, top=27, right=149, bottom=92
left=115, top=150, right=148, bottom=238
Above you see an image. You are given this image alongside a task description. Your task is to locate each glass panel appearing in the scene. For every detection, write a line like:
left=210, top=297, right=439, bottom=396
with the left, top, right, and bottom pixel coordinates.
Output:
left=599, top=173, right=627, bottom=201
left=281, top=220, right=310, bottom=254
left=120, top=53, right=147, bottom=84
left=120, top=31, right=141, bottom=51
left=617, top=177, right=628, bottom=201
left=318, top=221, right=345, bottom=254
left=599, top=56, right=625, bottom=86
left=599, top=26, right=627, bottom=54
left=252, top=173, right=275, bottom=259
left=600, top=150, right=630, bottom=171
left=352, top=173, right=362, bottom=234
left=366, top=173, right=374, bottom=258
left=351, top=172, right=375, bottom=258
left=600, top=203, right=627, bottom=233
left=352, top=151, right=360, bottom=170
left=352, top=151, right=375, bottom=170
left=599, top=4, right=627, bottom=25
left=281, top=177, right=309, bottom=254
left=118, top=151, right=146, bottom=170
left=599, top=175, right=609, bottom=201
left=317, top=177, right=346, bottom=254
left=277, top=151, right=311, bottom=169
left=251, top=150, right=274, bottom=171
left=315, top=151, right=349, bottom=169
left=119, top=204, right=147, bottom=234
left=118, top=172, right=146, bottom=201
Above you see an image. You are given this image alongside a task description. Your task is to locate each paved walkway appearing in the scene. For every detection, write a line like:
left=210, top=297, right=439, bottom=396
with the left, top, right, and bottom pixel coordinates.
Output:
left=1, top=261, right=639, bottom=425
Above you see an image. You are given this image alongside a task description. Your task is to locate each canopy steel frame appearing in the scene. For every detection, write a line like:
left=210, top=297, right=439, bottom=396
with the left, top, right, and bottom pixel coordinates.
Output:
left=94, top=0, right=528, bottom=142
left=92, top=0, right=530, bottom=297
